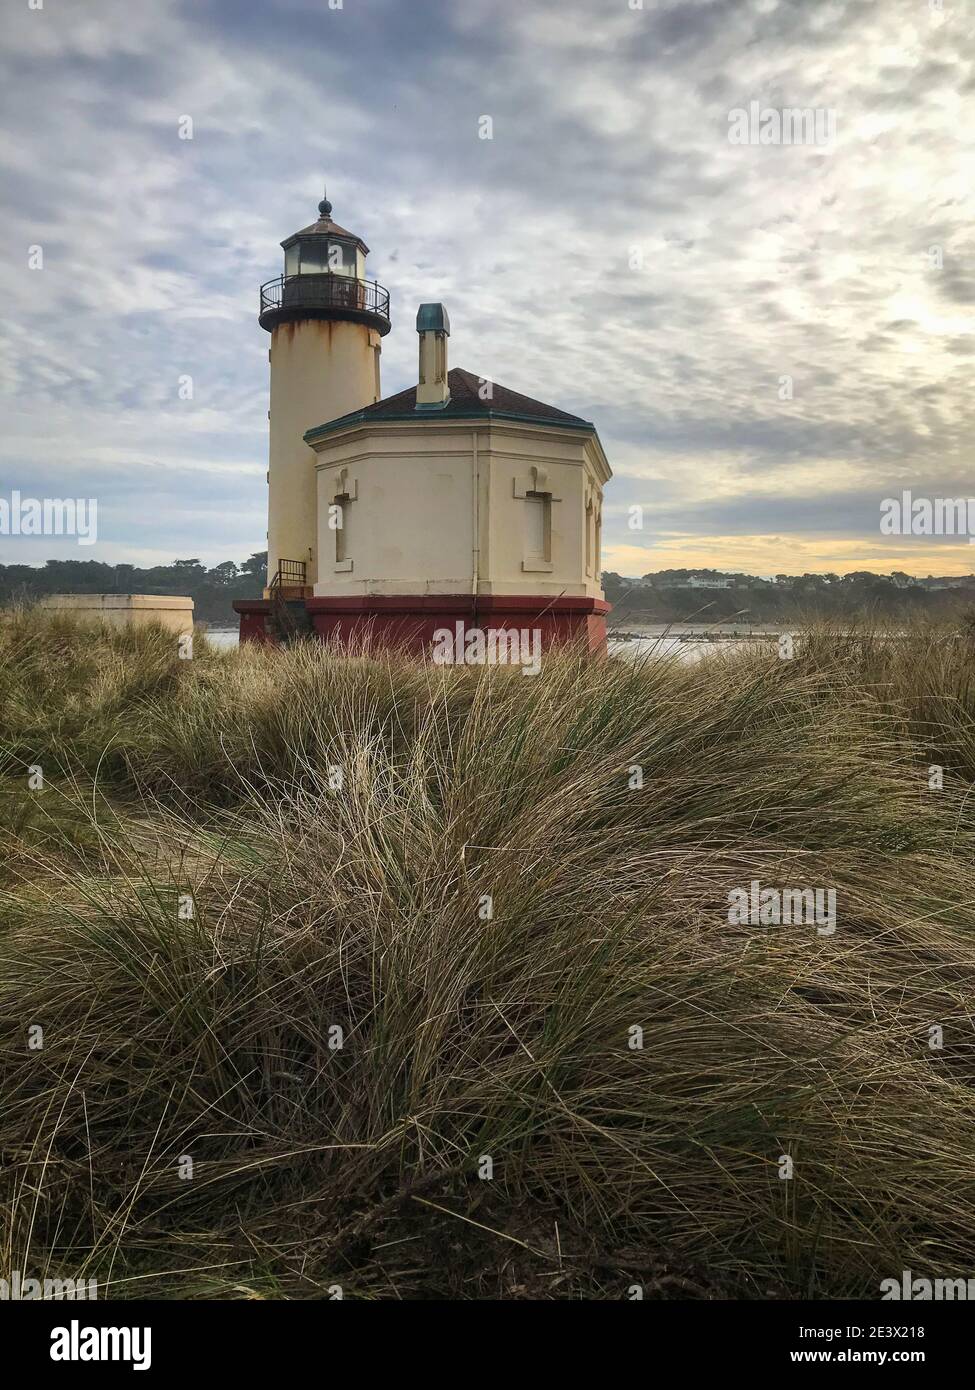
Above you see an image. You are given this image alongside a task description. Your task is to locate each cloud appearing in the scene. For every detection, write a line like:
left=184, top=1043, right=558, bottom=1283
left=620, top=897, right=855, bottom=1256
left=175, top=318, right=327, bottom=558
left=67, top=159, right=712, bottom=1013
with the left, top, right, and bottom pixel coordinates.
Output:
left=0, top=0, right=972, bottom=577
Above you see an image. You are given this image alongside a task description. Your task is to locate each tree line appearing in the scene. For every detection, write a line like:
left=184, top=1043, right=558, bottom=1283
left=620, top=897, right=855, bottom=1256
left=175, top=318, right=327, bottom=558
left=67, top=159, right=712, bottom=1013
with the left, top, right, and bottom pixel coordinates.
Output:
left=603, top=569, right=975, bottom=622
left=0, top=554, right=267, bottom=625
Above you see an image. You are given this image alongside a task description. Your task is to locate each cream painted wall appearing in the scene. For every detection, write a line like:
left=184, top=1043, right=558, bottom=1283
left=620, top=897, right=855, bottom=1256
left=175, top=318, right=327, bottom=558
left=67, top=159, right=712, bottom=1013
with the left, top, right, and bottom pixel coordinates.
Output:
left=478, top=429, right=606, bottom=598
left=38, top=594, right=194, bottom=636
left=267, top=318, right=380, bottom=590
left=311, top=420, right=610, bottom=599
left=316, top=427, right=474, bottom=593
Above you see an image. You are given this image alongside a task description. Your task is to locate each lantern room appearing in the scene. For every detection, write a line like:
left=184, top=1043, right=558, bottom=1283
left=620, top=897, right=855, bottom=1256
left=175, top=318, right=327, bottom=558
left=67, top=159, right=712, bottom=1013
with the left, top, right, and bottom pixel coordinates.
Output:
left=258, top=194, right=390, bottom=336
left=281, top=209, right=364, bottom=279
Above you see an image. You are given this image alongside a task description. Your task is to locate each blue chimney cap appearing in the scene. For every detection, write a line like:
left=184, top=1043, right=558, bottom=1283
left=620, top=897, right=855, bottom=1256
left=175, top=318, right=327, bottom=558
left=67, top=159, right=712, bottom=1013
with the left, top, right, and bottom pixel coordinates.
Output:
left=416, top=303, right=450, bottom=335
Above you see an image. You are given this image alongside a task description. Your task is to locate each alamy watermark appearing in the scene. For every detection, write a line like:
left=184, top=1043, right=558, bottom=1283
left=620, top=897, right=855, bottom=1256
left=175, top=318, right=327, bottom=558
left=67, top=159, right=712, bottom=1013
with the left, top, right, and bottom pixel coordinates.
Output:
left=728, top=102, right=837, bottom=147
left=1, top=1270, right=97, bottom=1300
left=50, top=1320, right=150, bottom=1371
left=431, top=622, right=542, bottom=676
left=880, top=490, right=975, bottom=543
left=881, top=1270, right=975, bottom=1300
left=0, top=491, right=97, bottom=545
left=727, top=879, right=836, bottom=935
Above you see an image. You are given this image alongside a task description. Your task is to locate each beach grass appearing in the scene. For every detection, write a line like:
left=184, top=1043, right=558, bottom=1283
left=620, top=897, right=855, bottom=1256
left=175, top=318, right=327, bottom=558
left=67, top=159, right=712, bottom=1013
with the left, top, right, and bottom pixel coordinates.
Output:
left=2, top=607, right=975, bottom=1298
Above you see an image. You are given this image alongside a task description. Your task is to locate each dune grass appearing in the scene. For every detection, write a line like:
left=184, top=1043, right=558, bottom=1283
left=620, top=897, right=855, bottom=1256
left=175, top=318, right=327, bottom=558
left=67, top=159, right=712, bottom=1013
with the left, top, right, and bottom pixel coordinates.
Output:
left=2, top=607, right=975, bottom=1298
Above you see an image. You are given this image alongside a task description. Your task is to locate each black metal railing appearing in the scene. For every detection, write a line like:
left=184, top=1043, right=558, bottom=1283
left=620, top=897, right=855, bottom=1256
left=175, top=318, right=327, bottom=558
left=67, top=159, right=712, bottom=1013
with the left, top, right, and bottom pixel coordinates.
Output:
left=269, top=559, right=307, bottom=592
left=268, top=558, right=310, bottom=642
left=259, top=273, right=390, bottom=331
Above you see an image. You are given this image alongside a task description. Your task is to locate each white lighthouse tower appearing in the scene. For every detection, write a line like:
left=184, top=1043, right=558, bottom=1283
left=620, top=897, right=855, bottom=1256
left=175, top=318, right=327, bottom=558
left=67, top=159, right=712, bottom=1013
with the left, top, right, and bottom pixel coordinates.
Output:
left=259, top=191, right=390, bottom=597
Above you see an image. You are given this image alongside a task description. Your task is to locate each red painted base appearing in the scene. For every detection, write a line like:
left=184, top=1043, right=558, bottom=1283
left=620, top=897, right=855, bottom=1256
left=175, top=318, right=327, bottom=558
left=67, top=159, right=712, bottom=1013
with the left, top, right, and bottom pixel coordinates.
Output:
left=232, top=599, right=276, bottom=644
left=233, top=595, right=610, bottom=656
left=476, top=595, right=610, bottom=655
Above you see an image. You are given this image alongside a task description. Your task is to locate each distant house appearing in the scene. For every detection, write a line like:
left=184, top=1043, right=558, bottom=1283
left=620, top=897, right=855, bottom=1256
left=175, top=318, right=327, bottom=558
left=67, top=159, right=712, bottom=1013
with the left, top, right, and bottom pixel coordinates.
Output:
left=920, top=577, right=967, bottom=592
left=628, top=574, right=732, bottom=591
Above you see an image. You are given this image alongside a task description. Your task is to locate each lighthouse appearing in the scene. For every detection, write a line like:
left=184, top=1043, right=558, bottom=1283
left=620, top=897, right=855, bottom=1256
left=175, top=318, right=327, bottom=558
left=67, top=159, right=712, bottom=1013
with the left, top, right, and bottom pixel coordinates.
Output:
left=235, top=195, right=611, bottom=652
left=260, top=192, right=390, bottom=599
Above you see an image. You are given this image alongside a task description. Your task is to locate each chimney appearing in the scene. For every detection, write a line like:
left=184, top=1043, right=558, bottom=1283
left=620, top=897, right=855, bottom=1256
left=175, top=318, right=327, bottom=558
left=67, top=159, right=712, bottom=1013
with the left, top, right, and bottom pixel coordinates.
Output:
left=415, top=303, right=450, bottom=408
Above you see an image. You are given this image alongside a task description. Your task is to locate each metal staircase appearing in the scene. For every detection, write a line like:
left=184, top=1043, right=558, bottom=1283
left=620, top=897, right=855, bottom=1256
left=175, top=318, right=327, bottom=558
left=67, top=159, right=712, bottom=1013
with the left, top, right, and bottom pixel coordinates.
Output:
left=268, top=559, right=313, bottom=643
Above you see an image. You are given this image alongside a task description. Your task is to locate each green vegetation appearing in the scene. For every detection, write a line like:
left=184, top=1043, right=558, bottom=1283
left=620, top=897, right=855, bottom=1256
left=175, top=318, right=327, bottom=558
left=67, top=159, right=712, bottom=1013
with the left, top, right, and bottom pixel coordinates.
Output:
left=6, top=555, right=973, bottom=631
left=2, top=608, right=975, bottom=1298
left=604, top=568, right=975, bottom=623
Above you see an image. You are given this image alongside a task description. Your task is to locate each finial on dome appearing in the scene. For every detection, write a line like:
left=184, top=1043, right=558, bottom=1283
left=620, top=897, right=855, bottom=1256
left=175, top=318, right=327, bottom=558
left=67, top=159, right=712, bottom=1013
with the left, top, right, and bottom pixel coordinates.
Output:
left=318, top=183, right=332, bottom=219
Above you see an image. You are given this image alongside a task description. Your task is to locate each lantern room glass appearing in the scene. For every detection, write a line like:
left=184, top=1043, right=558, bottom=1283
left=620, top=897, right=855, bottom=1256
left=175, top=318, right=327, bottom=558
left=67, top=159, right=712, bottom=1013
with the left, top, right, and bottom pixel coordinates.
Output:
left=289, top=238, right=357, bottom=276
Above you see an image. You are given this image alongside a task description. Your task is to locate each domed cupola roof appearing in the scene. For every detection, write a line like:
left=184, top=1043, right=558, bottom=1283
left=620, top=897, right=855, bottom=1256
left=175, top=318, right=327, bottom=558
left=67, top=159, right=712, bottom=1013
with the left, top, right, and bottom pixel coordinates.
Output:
left=282, top=194, right=370, bottom=255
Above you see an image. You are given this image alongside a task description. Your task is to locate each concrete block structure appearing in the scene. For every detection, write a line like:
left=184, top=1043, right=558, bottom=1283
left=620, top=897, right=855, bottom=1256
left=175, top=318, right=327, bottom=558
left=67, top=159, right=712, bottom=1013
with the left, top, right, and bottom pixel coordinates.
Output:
left=37, top=594, right=194, bottom=636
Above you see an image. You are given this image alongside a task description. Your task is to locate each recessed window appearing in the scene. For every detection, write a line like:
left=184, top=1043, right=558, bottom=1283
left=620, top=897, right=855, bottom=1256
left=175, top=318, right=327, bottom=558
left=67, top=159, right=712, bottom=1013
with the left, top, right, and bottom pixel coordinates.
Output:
left=524, top=491, right=551, bottom=563
left=335, top=498, right=347, bottom=564
left=332, top=491, right=354, bottom=572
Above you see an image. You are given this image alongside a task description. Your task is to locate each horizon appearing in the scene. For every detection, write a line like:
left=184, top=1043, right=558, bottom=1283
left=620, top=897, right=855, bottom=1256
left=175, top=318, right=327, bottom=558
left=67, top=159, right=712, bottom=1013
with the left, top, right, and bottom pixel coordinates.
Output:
left=3, top=553, right=973, bottom=587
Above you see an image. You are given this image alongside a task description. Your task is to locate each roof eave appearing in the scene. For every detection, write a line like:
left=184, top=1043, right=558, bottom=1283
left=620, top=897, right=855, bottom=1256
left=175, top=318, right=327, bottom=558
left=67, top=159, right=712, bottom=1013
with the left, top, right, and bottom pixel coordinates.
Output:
left=585, top=430, right=613, bottom=484
left=305, top=408, right=597, bottom=448
left=280, top=228, right=370, bottom=256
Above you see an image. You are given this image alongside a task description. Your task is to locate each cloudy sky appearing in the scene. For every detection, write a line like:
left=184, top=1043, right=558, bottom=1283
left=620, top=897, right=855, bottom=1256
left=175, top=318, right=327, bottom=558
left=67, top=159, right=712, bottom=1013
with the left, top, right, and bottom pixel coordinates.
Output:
left=1, top=0, right=973, bottom=578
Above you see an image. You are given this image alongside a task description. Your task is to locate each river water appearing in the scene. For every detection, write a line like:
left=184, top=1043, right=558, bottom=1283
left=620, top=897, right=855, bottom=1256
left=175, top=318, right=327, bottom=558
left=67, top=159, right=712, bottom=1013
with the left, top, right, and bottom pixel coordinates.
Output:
left=203, top=623, right=780, bottom=664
